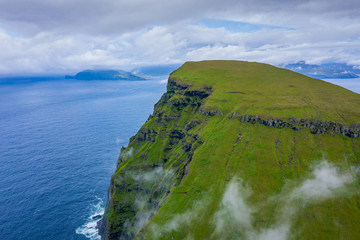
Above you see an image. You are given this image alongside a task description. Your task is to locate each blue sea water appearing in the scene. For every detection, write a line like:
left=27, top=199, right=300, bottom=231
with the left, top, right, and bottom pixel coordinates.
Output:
left=321, top=78, right=360, bottom=94
left=0, top=76, right=359, bottom=240
left=0, top=78, right=166, bottom=240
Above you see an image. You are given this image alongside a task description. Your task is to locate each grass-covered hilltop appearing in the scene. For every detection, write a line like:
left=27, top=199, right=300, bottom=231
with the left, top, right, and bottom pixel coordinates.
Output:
left=99, top=60, right=360, bottom=240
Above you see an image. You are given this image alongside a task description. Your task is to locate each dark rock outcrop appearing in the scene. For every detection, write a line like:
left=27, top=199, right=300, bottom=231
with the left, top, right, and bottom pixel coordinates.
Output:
left=228, top=113, right=360, bottom=138
left=199, top=106, right=223, bottom=116
left=96, top=218, right=107, bottom=240
left=132, top=128, right=158, bottom=142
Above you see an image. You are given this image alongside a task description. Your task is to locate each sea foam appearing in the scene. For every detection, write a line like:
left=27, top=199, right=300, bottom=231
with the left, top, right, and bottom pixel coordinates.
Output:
left=76, top=197, right=104, bottom=240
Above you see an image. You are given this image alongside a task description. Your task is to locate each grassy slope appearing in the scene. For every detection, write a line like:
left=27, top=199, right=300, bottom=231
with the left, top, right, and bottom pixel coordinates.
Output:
left=142, top=120, right=360, bottom=239
left=107, top=60, right=360, bottom=240
left=171, top=60, right=360, bottom=124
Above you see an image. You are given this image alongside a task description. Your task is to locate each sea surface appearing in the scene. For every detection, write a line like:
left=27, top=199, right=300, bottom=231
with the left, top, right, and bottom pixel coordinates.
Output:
left=0, top=78, right=166, bottom=240
left=0, top=76, right=359, bottom=240
left=321, top=78, right=360, bottom=94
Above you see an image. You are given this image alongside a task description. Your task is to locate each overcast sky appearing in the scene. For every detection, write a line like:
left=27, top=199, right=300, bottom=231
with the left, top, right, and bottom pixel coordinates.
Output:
left=0, top=0, right=359, bottom=75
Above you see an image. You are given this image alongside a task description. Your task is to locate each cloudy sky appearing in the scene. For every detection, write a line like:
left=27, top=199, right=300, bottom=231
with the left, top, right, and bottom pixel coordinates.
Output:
left=0, top=0, right=359, bottom=75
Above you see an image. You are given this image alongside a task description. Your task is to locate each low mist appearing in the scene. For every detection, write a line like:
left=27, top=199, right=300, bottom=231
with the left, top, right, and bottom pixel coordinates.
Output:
left=213, top=160, right=354, bottom=240
left=148, top=160, right=354, bottom=239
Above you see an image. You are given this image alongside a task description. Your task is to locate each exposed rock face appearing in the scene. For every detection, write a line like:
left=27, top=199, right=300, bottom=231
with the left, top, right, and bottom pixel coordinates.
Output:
left=96, top=218, right=107, bottom=239
left=132, top=128, right=158, bottom=142
left=228, top=113, right=360, bottom=138
left=199, top=106, right=223, bottom=116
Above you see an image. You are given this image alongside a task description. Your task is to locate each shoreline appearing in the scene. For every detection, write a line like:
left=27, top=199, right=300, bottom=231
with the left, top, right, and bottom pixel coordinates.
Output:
left=96, top=218, right=106, bottom=240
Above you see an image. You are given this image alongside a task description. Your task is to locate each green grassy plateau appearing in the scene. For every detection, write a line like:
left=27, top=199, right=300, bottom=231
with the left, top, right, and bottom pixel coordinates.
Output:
left=103, top=60, right=360, bottom=240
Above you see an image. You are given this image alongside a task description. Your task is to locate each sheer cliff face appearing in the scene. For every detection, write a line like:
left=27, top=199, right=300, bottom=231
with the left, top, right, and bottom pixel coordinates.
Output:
left=103, top=61, right=360, bottom=240
left=103, top=78, right=211, bottom=239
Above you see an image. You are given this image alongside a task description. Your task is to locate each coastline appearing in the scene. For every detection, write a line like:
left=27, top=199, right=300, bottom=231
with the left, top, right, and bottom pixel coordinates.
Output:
left=96, top=218, right=106, bottom=240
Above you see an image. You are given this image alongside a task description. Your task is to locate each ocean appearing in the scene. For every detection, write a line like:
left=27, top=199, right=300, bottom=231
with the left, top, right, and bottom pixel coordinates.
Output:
left=0, top=76, right=359, bottom=240
left=0, top=78, right=166, bottom=240
left=321, top=78, right=360, bottom=94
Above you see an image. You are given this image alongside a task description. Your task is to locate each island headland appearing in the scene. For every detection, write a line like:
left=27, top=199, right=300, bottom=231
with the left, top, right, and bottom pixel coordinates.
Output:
left=99, top=60, right=360, bottom=240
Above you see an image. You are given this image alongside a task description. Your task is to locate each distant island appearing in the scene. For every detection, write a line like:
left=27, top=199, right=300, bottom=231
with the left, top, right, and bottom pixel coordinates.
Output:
left=283, top=61, right=360, bottom=79
left=65, top=70, right=145, bottom=81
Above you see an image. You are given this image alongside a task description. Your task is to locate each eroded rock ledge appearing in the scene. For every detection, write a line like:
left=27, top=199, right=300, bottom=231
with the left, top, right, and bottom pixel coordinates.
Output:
left=228, top=112, right=360, bottom=138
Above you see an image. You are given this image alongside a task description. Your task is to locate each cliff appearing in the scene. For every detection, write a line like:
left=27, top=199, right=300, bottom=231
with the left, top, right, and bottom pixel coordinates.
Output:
left=101, top=60, right=360, bottom=239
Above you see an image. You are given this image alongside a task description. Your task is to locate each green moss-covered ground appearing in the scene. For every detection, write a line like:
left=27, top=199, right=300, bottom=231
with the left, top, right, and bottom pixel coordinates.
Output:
left=104, top=60, right=360, bottom=240
left=171, top=60, right=360, bottom=124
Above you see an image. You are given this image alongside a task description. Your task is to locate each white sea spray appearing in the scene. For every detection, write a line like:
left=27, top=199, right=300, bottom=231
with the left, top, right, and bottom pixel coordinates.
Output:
left=75, top=197, right=104, bottom=240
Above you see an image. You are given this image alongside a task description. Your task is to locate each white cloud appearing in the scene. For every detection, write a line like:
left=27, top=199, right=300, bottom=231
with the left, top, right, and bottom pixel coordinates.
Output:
left=1, top=0, right=359, bottom=36
left=249, top=224, right=290, bottom=240
left=291, top=161, right=352, bottom=201
left=212, top=160, right=354, bottom=240
left=213, top=178, right=253, bottom=236
left=0, top=1, right=359, bottom=74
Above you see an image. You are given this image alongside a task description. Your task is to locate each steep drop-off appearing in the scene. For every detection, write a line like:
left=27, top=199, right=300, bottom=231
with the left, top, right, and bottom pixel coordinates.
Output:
left=101, top=60, right=360, bottom=240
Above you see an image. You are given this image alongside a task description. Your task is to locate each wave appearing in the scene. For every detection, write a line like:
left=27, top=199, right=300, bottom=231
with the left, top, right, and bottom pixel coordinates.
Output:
left=75, top=197, right=104, bottom=240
